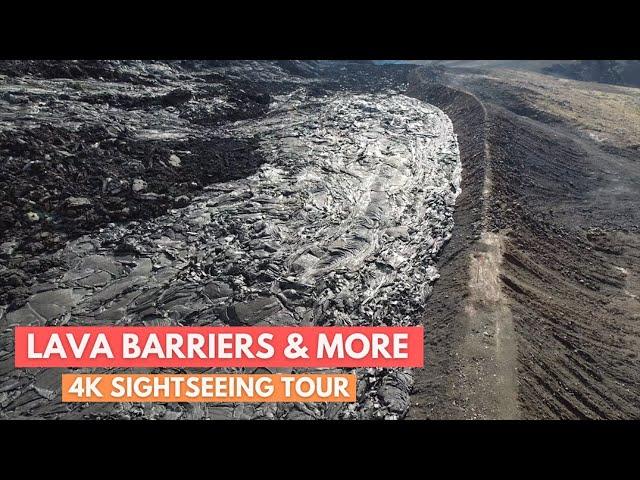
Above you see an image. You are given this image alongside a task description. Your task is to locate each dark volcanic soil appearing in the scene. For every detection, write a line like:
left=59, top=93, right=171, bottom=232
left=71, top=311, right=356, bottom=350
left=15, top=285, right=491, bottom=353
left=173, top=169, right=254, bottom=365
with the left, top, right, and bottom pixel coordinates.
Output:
left=485, top=103, right=640, bottom=419
left=405, top=80, right=490, bottom=418
left=408, top=67, right=640, bottom=419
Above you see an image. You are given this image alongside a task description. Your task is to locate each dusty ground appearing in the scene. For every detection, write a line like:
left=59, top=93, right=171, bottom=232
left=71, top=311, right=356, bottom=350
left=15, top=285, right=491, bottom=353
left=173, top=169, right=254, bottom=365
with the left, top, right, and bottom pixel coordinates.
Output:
left=408, top=67, right=640, bottom=419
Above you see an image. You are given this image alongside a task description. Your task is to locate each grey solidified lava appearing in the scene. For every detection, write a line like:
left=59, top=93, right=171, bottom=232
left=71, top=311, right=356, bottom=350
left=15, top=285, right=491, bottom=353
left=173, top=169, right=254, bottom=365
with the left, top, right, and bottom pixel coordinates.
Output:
left=1, top=82, right=461, bottom=420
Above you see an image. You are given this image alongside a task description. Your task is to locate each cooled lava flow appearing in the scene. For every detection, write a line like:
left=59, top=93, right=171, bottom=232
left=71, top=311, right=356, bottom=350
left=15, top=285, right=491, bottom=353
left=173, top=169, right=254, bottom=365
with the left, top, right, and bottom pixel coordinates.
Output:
left=2, top=78, right=460, bottom=420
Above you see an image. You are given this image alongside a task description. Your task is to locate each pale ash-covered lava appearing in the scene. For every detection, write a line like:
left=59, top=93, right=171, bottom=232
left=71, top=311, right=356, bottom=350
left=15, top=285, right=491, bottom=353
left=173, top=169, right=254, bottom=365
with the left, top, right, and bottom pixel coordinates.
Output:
left=215, top=90, right=461, bottom=330
left=2, top=88, right=460, bottom=419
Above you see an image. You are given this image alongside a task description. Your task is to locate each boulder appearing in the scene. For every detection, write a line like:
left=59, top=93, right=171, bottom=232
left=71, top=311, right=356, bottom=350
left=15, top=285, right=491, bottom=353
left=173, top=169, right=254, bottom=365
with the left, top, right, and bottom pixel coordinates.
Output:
left=227, top=296, right=282, bottom=325
left=161, top=88, right=192, bottom=107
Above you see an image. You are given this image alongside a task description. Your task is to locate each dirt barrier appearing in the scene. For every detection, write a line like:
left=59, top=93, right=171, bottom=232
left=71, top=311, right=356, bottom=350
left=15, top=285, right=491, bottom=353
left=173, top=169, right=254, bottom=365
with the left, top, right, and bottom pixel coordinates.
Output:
left=484, top=102, right=640, bottom=419
left=407, top=68, right=640, bottom=419
left=405, top=71, right=518, bottom=419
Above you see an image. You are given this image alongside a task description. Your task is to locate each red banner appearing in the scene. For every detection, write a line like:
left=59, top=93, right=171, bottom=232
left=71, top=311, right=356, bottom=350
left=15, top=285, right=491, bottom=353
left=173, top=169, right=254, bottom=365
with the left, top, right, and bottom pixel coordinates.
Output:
left=14, top=326, right=424, bottom=368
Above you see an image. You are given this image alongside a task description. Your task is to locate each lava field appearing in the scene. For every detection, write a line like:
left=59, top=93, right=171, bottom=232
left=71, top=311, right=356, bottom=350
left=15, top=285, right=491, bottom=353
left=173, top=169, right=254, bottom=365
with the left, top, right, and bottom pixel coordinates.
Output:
left=0, top=60, right=460, bottom=419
